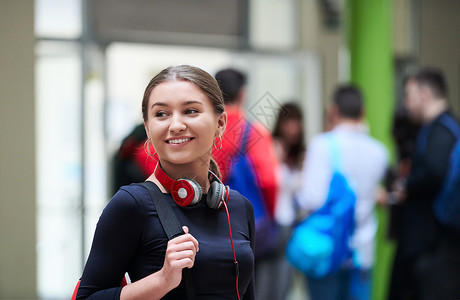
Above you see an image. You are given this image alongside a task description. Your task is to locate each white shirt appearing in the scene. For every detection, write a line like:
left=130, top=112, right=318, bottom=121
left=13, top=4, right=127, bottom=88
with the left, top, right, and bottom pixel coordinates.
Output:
left=275, top=163, right=303, bottom=226
left=297, top=123, right=388, bottom=268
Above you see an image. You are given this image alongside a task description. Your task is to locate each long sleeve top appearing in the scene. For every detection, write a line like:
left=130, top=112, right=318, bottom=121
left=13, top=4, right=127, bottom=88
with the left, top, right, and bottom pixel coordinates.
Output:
left=398, top=111, right=458, bottom=257
left=76, top=183, right=255, bottom=299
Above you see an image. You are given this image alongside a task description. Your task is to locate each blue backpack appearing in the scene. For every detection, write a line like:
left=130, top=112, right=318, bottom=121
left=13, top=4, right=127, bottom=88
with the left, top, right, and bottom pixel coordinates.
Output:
left=432, top=114, right=460, bottom=231
left=225, top=122, right=280, bottom=259
left=286, top=134, right=356, bottom=278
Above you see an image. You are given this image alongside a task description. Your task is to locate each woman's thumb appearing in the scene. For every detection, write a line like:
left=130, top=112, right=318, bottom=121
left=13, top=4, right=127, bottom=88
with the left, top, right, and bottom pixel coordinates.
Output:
left=182, top=226, right=189, bottom=234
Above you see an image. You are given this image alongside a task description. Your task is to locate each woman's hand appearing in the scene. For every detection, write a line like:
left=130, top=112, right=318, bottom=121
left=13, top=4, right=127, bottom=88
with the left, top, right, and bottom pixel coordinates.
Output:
left=159, top=226, right=199, bottom=289
left=120, top=226, right=199, bottom=300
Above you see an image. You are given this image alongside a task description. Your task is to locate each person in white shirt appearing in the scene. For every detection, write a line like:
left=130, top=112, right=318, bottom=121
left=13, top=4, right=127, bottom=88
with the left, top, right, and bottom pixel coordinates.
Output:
left=297, top=85, right=388, bottom=300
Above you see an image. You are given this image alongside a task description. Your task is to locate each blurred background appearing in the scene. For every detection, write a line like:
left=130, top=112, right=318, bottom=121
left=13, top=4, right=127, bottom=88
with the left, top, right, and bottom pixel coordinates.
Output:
left=1, top=0, right=459, bottom=299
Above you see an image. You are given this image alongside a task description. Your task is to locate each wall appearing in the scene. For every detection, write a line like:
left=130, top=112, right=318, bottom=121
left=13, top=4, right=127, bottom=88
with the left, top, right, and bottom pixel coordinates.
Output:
left=0, top=0, right=37, bottom=298
left=419, top=0, right=460, bottom=113
left=299, top=0, right=342, bottom=127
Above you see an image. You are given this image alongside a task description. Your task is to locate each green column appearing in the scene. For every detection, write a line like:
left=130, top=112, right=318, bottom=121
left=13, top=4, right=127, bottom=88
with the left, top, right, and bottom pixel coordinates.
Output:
left=347, top=0, right=394, bottom=148
left=346, top=1, right=395, bottom=300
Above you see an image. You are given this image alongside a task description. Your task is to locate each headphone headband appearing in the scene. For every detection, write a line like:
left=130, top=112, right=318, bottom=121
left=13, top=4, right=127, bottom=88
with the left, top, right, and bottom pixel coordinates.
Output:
left=154, top=163, right=176, bottom=193
left=154, top=162, right=228, bottom=209
left=154, top=163, right=200, bottom=206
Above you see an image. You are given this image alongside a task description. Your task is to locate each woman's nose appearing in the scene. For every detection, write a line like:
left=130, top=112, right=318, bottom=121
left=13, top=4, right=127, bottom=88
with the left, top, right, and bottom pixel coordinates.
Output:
left=169, top=114, right=186, bottom=133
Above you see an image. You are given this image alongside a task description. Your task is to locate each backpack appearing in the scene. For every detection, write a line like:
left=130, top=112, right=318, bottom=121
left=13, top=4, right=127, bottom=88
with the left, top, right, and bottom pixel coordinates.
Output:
left=432, top=114, right=460, bottom=231
left=225, top=122, right=280, bottom=259
left=285, top=134, right=356, bottom=278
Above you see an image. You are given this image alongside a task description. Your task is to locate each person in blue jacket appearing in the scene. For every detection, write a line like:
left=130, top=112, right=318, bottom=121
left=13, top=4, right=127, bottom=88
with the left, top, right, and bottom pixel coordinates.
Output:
left=388, top=67, right=460, bottom=300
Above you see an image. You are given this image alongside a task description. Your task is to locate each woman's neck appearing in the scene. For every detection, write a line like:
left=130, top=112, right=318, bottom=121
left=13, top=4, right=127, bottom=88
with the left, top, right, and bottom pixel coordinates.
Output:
left=158, top=160, right=211, bottom=192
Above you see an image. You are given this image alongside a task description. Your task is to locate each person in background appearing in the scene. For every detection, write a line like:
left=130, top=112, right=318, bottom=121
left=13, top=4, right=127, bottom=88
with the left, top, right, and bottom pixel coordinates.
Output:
left=271, top=102, right=306, bottom=300
left=76, top=65, right=255, bottom=299
left=297, top=85, right=388, bottom=300
left=382, top=104, right=420, bottom=241
left=387, top=67, right=460, bottom=300
left=111, top=123, right=157, bottom=195
left=212, top=68, right=280, bottom=300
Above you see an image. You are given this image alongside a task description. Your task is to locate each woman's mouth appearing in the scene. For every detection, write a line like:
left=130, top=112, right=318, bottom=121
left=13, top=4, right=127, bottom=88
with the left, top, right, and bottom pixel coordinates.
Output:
left=166, top=137, right=194, bottom=144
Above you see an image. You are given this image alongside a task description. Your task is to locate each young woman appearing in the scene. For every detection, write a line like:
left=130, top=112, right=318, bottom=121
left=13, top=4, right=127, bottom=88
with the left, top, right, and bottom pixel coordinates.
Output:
left=76, top=65, right=255, bottom=300
left=269, top=102, right=305, bottom=300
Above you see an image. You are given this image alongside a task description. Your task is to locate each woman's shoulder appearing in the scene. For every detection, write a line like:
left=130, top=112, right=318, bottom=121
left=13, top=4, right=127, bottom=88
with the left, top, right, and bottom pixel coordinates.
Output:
left=118, top=182, right=151, bottom=198
left=228, top=189, right=254, bottom=214
left=228, top=188, right=245, bottom=202
left=106, top=183, right=151, bottom=214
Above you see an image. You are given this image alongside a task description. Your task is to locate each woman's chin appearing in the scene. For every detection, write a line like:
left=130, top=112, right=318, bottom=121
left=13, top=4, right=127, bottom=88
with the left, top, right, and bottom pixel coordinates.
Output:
left=160, top=150, right=212, bottom=168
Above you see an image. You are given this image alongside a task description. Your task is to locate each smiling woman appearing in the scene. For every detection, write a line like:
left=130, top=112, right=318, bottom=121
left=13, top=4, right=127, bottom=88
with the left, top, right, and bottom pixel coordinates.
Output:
left=145, top=80, right=221, bottom=171
left=142, top=66, right=226, bottom=179
left=76, top=65, right=256, bottom=300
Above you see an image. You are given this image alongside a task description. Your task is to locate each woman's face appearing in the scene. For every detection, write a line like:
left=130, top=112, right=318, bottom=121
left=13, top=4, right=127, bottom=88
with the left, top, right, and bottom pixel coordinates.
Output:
left=144, top=80, right=226, bottom=166
left=280, top=118, right=302, bottom=145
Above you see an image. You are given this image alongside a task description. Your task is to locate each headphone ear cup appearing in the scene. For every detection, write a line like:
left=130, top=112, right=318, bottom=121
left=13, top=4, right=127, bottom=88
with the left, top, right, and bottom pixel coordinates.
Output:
left=172, top=178, right=202, bottom=206
left=206, top=181, right=224, bottom=210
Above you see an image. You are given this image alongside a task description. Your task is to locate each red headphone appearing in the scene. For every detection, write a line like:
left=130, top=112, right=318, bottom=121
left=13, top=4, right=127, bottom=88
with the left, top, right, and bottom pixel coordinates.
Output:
left=154, top=162, right=240, bottom=299
left=154, top=162, right=230, bottom=209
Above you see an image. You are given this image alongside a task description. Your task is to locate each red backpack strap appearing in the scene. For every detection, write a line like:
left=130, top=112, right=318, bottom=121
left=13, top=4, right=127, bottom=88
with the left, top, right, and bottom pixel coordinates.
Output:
left=71, top=280, right=81, bottom=300
left=121, top=276, right=128, bottom=286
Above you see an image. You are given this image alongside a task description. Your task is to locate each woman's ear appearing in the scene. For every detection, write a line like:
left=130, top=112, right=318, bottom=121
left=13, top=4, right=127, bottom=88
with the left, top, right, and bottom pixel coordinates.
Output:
left=217, top=112, right=227, bottom=137
left=144, top=122, right=150, bottom=140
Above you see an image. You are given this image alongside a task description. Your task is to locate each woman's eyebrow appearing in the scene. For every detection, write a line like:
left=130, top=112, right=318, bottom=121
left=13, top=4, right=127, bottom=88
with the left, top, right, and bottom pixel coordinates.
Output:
left=182, top=100, right=203, bottom=106
left=151, top=101, right=168, bottom=109
left=151, top=100, right=203, bottom=109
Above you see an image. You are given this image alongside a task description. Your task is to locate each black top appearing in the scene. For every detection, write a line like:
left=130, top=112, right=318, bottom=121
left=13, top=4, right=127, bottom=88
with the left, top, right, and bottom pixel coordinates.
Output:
left=76, top=183, right=255, bottom=299
left=399, top=111, right=458, bottom=257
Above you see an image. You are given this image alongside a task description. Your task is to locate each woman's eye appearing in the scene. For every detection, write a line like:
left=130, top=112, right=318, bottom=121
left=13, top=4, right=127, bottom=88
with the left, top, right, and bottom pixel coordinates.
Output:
left=155, top=111, right=168, bottom=118
left=185, top=108, right=199, bottom=115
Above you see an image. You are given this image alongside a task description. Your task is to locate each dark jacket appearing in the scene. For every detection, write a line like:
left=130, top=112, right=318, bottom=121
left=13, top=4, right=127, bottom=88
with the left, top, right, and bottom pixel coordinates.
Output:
left=398, top=111, right=458, bottom=257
